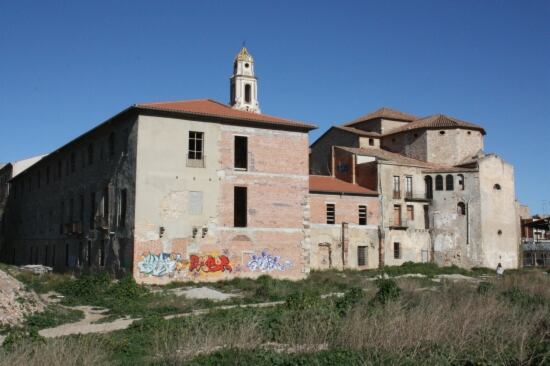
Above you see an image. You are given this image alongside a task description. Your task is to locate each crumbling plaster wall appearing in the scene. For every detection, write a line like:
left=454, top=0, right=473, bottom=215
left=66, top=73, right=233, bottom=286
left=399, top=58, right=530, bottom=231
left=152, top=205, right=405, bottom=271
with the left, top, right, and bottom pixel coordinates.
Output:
left=478, top=155, right=519, bottom=269
left=308, top=193, right=380, bottom=270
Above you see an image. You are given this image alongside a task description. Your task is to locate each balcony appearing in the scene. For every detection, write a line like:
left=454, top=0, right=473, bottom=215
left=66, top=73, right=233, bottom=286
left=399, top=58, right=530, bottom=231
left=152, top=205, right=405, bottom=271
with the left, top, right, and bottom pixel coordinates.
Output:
left=404, top=191, right=432, bottom=202
left=388, top=217, right=409, bottom=230
left=392, top=190, right=401, bottom=199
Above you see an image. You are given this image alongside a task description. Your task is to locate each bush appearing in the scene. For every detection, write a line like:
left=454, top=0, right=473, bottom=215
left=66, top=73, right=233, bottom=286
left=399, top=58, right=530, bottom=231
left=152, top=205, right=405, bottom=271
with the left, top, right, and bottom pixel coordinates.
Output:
left=501, top=287, right=547, bottom=309
left=335, top=287, right=364, bottom=316
left=24, top=305, right=84, bottom=330
left=372, top=279, right=401, bottom=305
left=477, top=281, right=495, bottom=295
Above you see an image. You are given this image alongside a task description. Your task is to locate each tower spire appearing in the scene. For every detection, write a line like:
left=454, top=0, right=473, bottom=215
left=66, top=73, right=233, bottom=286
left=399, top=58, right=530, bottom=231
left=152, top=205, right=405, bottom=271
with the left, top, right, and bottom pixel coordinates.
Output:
left=230, top=46, right=260, bottom=113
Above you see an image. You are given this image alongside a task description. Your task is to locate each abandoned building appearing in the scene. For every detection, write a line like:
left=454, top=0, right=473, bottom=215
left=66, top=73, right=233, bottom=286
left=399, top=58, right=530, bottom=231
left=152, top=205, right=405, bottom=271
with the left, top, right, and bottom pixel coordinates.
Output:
left=0, top=47, right=520, bottom=283
left=310, top=108, right=520, bottom=270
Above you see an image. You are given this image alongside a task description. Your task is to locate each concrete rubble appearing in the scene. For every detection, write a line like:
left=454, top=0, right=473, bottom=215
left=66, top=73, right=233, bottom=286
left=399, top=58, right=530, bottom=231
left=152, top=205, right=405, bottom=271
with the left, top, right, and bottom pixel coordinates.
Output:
left=0, top=268, right=45, bottom=328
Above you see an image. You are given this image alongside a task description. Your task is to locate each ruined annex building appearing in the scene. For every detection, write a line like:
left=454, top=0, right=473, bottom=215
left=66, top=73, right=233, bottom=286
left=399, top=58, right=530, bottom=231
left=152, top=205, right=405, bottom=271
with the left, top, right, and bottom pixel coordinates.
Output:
left=0, top=47, right=520, bottom=283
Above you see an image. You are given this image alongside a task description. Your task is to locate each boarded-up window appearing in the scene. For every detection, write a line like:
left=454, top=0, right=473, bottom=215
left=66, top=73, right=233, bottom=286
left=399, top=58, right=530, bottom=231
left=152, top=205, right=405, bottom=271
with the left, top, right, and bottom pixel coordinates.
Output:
left=326, top=204, right=335, bottom=224
left=393, top=205, right=402, bottom=226
left=189, top=191, right=203, bottom=215
left=234, top=187, right=247, bottom=227
left=357, top=246, right=367, bottom=266
left=99, top=240, right=106, bottom=267
left=394, top=242, right=401, bottom=259
left=358, top=205, right=367, bottom=225
left=234, top=136, right=248, bottom=170
left=423, top=205, right=429, bottom=229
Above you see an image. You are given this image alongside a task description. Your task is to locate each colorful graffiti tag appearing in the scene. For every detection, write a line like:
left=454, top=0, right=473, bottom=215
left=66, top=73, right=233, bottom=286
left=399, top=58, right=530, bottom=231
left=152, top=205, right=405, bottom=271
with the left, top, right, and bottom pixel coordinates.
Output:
left=247, top=251, right=292, bottom=272
left=189, top=254, right=233, bottom=273
left=138, top=252, right=184, bottom=277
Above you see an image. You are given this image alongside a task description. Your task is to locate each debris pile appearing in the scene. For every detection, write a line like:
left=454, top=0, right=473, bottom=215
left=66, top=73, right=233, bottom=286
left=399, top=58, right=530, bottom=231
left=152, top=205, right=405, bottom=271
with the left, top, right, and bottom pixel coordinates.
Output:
left=0, top=268, right=44, bottom=327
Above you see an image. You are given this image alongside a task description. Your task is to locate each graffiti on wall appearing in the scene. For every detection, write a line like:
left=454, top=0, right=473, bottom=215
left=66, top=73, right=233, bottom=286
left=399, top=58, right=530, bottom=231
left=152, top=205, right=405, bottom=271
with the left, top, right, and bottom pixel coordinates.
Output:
left=138, top=252, right=185, bottom=277
left=247, top=251, right=293, bottom=272
left=189, top=254, right=233, bottom=273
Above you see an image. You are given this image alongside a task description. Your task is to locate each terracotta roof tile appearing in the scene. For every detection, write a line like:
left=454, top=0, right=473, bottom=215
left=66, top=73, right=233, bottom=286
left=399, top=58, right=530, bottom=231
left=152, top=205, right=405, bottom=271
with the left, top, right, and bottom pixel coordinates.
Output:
left=309, top=175, right=378, bottom=195
left=345, top=107, right=417, bottom=126
left=384, top=114, right=486, bottom=136
left=136, top=99, right=316, bottom=130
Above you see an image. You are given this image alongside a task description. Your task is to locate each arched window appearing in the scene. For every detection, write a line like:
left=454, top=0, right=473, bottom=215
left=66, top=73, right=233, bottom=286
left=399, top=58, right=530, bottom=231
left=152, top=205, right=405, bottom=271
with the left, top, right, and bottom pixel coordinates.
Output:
left=435, top=175, right=443, bottom=191
left=457, top=202, right=466, bottom=215
left=446, top=175, right=454, bottom=191
left=424, top=176, right=433, bottom=199
left=244, top=84, right=251, bottom=103
left=457, top=174, right=464, bottom=190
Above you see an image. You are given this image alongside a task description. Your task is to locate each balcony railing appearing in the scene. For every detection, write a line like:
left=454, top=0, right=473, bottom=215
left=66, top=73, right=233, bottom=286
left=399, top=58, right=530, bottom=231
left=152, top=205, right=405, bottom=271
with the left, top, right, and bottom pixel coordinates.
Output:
left=389, top=217, right=409, bottom=229
left=404, top=191, right=432, bottom=201
left=393, top=190, right=401, bottom=199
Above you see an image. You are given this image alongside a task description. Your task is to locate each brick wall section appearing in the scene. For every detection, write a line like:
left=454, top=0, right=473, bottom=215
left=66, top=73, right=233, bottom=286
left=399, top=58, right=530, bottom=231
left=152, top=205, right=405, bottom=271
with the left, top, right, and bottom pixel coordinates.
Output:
left=309, top=194, right=379, bottom=226
left=333, top=148, right=354, bottom=183
left=355, top=162, right=378, bottom=191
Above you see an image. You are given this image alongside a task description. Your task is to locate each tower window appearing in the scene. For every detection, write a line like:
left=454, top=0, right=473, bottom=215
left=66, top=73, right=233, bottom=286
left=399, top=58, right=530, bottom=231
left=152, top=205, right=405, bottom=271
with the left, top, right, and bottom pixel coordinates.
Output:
left=446, top=175, right=454, bottom=191
left=439, top=131, right=446, bottom=135
left=234, top=136, right=248, bottom=170
left=244, top=63, right=249, bottom=68
left=326, top=204, right=335, bottom=224
left=457, top=202, right=466, bottom=215
left=358, top=205, right=367, bottom=225
left=369, top=138, right=374, bottom=146
left=244, top=84, right=251, bottom=103
left=458, top=174, right=465, bottom=190
left=435, top=175, right=443, bottom=191
left=493, top=184, right=501, bottom=190
left=234, top=186, right=247, bottom=227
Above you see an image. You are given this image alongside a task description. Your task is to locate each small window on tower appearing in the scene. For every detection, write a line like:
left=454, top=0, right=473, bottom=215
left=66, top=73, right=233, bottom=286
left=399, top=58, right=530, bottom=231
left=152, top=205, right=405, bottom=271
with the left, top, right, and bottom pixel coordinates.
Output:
left=245, top=63, right=250, bottom=68
left=245, top=84, right=251, bottom=103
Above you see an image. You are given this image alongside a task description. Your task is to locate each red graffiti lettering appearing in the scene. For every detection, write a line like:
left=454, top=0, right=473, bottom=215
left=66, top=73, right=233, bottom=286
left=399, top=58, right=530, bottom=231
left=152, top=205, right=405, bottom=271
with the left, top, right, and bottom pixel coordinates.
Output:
left=189, top=254, right=232, bottom=273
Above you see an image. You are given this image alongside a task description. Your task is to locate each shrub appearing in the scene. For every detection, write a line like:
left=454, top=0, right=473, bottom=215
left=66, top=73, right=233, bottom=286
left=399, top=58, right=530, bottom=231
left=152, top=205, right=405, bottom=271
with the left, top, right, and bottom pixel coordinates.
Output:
left=335, top=287, right=364, bottom=316
left=477, top=281, right=495, bottom=295
left=372, top=279, right=401, bottom=305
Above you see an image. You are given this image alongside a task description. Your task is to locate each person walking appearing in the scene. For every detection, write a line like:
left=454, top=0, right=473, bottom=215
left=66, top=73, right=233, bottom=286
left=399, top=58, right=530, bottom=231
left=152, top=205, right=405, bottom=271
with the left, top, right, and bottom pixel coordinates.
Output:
left=496, top=263, right=504, bottom=278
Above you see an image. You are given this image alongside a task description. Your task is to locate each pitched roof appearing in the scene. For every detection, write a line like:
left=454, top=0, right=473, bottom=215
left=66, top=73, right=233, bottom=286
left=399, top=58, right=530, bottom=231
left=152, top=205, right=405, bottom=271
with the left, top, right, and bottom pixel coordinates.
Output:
left=384, top=114, right=486, bottom=136
left=345, top=107, right=417, bottom=126
left=337, top=146, right=475, bottom=172
left=135, top=99, right=316, bottom=131
left=334, top=126, right=382, bottom=138
left=309, top=175, right=378, bottom=195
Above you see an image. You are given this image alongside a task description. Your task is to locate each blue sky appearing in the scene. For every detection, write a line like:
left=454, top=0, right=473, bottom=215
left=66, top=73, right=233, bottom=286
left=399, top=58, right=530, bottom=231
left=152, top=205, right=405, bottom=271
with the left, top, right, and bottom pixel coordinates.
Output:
left=0, top=1, right=548, bottom=213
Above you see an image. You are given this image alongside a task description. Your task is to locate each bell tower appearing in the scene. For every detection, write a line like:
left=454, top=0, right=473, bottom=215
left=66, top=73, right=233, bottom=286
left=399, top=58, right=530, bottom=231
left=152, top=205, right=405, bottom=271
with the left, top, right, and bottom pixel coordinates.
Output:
left=230, top=46, right=261, bottom=113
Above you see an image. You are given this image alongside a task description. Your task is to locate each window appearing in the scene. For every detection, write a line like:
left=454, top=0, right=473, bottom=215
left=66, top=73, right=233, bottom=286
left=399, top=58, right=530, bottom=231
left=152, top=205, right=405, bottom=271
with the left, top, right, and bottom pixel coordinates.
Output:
left=46, top=166, right=50, bottom=185
left=99, top=240, right=106, bottom=267
left=393, top=242, right=401, bottom=259
left=234, top=136, right=248, bottom=170
left=357, top=246, right=367, bottom=266
left=393, top=176, right=400, bottom=199
left=393, top=205, right=402, bottom=226
left=70, top=152, right=76, bottom=173
left=425, top=176, right=433, bottom=199
left=439, top=130, right=446, bottom=135
left=69, top=198, right=74, bottom=222
left=65, top=243, right=70, bottom=267
left=457, top=174, right=464, bottom=190
left=234, top=186, right=247, bottom=227
left=244, top=84, right=251, bottom=103
left=109, top=132, right=115, bottom=157
left=118, top=189, right=127, bottom=227
left=405, top=176, right=412, bottom=198
left=57, top=160, right=62, bottom=179
left=407, top=205, right=414, bottom=221
left=87, top=240, right=92, bottom=266
left=423, top=205, right=429, bottom=229
left=457, top=202, right=466, bottom=215
left=493, top=184, right=501, bottom=190
left=358, top=205, right=367, bottom=225
left=88, top=144, right=94, bottom=165
left=59, top=201, right=64, bottom=234
left=326, top=203, right=335, bottom=224
left=103, top=186, right=109, bottom=219
left=90, top=192, right=95, bottom=229
left=435, top=175, right=443, bottom=191
left=368, top=138, right=374, bottom=146
left=79, top=194, right=84, bottom=223
left=188, top=191, right=203, bottom=215
left=78, top=241, right=84, bottom=267
left=188, top=131, right=204, bottom=162
left=446, top=175, right=454, bottom=191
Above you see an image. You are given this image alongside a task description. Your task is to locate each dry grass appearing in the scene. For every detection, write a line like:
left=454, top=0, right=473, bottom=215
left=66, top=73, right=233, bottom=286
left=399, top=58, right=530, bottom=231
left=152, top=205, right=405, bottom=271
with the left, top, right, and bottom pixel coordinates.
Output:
left=0, top=336, right=107, bottom=366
